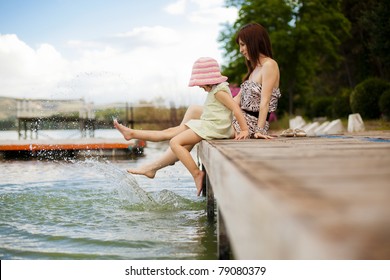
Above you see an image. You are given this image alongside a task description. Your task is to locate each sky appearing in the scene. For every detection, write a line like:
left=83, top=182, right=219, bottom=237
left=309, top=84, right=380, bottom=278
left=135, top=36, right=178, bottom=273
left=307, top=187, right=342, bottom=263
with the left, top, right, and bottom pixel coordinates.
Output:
left=0, top=0, right=238, bottom=106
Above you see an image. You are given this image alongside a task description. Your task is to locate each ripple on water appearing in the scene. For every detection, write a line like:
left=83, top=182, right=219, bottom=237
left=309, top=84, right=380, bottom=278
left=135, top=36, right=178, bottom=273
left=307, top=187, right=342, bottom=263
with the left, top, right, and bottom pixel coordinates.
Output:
left=0, top=158, right=215, bottom=260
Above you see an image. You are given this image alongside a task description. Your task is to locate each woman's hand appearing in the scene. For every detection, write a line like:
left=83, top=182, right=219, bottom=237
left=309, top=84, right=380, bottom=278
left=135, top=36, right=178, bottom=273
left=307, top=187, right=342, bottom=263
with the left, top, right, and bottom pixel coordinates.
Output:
left=254, top=132, right=274, bottom=139
left=235, top=130, right=249, bottom=140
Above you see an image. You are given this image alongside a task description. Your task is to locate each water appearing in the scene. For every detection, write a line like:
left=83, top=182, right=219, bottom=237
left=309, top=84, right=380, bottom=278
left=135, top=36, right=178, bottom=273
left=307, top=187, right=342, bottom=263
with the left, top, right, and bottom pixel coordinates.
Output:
left=0, top=130, right=216, bottom=259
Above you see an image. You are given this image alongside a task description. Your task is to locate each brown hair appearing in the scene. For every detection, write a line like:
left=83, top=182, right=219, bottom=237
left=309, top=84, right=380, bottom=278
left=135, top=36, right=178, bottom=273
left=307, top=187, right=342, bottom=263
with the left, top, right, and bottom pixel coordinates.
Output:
left=236, top=23, right=273, bottom=81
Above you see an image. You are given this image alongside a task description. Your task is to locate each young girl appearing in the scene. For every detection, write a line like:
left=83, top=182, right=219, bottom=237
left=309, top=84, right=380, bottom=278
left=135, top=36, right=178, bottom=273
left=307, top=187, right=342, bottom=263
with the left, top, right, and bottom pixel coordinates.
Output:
left=114, top=57, right=249, bottom=195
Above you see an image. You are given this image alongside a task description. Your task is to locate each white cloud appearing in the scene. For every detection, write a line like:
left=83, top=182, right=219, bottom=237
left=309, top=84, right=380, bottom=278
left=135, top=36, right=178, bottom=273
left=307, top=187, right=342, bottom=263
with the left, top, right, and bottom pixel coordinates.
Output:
left=0, top=2, right=238, bottom=106
left=114, top=26, right=180, bottom=47
left=0, top=33, right=205, bottom=105
left=189, top=6, right=238, bottom=24
left=67, top=40, right=105, bottom=49
left=191, top=0, right=225, bottom=9
left=164, top=0, right=187, bottom=15
left=164, top=0, right=237, bottom=25
left=0, top=34, right=70, bottom=99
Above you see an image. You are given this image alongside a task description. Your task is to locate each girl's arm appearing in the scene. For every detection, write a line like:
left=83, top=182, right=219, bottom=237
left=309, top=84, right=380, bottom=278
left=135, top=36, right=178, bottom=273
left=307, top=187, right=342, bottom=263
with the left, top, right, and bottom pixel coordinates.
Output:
left=215, top=90, right=249, bottom=140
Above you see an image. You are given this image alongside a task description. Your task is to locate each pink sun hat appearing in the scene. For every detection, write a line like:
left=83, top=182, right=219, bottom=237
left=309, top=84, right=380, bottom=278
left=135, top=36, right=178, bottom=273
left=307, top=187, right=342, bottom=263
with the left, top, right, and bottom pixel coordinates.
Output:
left=188, top=57, right=228, bottom=87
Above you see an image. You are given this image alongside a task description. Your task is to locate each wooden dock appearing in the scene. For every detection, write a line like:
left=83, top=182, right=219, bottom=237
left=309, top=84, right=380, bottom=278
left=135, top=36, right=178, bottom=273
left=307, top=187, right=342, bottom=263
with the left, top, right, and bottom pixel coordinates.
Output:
left=198, top=131, right=390, bottom=259
left=16, top=98, right=96, bottom=139
left=0, top=138, right=145, bottom=159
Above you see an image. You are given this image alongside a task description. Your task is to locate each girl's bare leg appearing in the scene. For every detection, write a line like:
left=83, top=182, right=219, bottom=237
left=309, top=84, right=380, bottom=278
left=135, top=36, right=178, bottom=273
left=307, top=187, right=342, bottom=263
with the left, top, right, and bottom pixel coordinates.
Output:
left=126, top=105, right=204, bottom=178
left=114, top=119, right=187, bottom=142
left=127, top=145, right=193, bottom=178
left=170, top=129, right=204, bottom=196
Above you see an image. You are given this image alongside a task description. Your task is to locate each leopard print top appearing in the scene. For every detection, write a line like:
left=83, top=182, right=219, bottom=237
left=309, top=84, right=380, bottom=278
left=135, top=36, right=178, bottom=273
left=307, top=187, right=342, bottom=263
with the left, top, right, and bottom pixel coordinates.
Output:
left=232, top=80, right=281, bottom=137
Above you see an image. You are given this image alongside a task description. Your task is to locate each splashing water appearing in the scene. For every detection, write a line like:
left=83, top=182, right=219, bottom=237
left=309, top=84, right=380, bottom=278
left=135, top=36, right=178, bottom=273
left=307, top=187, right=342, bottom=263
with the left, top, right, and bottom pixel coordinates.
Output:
left=71, top=159, right=157, bottom=206
left=67, top=159, right=200, bottom=211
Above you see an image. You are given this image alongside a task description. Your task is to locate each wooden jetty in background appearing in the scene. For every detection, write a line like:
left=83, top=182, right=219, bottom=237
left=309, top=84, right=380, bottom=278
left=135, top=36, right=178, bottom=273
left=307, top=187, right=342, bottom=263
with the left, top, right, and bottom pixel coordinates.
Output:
left=198, top=132, right=390, bottom=259
left=16, top=98, right=96, bottom=139
left=15, top=99, right=181, bottom=139
left=0, top=138, right=145, bottom=160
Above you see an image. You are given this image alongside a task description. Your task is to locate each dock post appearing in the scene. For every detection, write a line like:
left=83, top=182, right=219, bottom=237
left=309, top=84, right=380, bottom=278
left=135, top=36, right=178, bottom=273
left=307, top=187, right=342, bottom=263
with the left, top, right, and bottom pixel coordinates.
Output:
left=217, top=209, right=231, bottom=260
left=23, top=120, right=27, bottom=139
left=90, top=119, right=95, bottom=138
left=201, top=164, right=215, bottom=222
left=206, top=174, right=215, bottom=223
left=201, top=163, right=207, bottom=197
left=18, top=119, right=21, bottom=140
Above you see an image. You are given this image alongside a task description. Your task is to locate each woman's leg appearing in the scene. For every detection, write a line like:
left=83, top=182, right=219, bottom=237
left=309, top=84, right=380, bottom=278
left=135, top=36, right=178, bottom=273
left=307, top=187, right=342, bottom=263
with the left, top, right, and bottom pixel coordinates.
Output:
left=126, top=105, right=204, bottom=177
left=170, top=130, right=204, bottom=196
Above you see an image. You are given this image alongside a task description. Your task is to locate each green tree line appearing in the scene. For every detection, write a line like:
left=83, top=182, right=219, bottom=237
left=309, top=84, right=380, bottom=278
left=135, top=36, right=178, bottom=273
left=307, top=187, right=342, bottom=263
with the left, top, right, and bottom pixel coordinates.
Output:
left=219, top=0, right=390, bottom=120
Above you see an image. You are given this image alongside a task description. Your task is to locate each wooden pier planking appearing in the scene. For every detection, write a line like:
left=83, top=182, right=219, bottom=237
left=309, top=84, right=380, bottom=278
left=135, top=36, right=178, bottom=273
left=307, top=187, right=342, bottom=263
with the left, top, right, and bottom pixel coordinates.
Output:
left=198, top=133, right=390, bottom=259
left=0, top=139, right=130, bottom=151
left=0, top=138, right=144, bottom=159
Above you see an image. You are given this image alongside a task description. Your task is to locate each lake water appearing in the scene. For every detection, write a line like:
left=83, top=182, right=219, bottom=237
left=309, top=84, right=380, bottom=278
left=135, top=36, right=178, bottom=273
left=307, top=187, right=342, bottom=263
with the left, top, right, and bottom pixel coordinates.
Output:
left=0, top=129, right=216, bottom=260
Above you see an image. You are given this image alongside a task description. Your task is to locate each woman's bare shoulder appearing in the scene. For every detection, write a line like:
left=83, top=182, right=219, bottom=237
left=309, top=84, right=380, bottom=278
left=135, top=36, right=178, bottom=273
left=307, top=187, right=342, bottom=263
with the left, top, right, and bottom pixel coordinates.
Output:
left=262, top=58, right=280, bottom=86
left=263, top=58, right=279, bottom=69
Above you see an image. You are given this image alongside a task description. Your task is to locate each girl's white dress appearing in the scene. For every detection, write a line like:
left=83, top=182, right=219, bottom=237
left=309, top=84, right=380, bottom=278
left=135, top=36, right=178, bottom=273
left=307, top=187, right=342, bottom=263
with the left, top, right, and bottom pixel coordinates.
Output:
left=186, top=82, right=234, bottom=140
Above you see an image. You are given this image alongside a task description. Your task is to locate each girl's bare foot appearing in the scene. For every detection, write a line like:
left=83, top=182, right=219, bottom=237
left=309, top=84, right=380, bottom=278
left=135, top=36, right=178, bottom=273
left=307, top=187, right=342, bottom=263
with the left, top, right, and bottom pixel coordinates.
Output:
left=194, top=170, right=205, bottom=196
left=113, top=119, right=133, bottom=141
left=127, top=167, right=156, bottom=179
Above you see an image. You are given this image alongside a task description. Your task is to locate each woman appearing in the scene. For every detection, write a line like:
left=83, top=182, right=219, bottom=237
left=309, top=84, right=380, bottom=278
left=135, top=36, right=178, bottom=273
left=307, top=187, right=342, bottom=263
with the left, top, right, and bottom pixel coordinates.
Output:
left=232, top=22, right=281, bottom=138
left=122, top=23, right=281, bottom=179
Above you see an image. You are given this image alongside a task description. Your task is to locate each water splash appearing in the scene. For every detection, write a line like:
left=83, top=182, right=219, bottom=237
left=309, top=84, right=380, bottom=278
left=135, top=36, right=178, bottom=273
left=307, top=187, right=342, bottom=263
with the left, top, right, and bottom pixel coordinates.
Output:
left=153, top=189, right=199, bottom=210
left=58, top=158, right=203, bottom=211
left=68, top=159, right=157, bottom=206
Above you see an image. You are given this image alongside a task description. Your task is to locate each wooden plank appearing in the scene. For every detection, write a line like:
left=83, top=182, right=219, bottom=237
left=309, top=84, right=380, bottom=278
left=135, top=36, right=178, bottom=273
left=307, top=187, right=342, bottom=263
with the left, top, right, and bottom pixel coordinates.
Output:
left=0, top=142, right=130, bottom=151
left=0, top=138, right=145, bottom=157
left=217, top=209, right=231, bottom=260
left=198, top=134, right=390, bottom=259
left=206, top=173, right=215, bottom=223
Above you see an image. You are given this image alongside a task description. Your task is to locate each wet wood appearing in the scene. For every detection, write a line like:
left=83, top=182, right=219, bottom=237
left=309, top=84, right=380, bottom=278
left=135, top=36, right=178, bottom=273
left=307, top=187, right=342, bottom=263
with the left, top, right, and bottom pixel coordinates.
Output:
left=0, top=138, right=145, bottom=159
left=206, top=174, right=215, bottom=223
left=198, top=133, right=390, bottom=259
left=217, top=209, right=231, bottom=260
left=0, top=139, right=130, bottom=151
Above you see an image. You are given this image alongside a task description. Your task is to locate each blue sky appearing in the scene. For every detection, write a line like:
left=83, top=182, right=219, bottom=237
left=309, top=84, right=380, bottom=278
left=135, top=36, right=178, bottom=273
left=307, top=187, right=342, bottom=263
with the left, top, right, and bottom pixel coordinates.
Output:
left=1, top=0, right=184, bottom=52
left=0, top=0, right=237, bottom=105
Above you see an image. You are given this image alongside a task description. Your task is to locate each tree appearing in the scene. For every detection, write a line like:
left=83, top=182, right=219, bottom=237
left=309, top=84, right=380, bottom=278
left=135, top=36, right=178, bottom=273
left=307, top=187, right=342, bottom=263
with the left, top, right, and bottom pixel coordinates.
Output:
left=219, top=0, right=350, bottom=115
left=365, top=1, right=390, bottom=80
left=340, top=0, right=390, bottom=84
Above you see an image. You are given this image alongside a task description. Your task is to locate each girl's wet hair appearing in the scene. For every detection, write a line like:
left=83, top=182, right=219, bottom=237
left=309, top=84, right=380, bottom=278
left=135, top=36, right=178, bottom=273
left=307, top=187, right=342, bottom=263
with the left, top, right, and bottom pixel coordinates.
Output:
left=236, top=23, right=273, bottom=81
